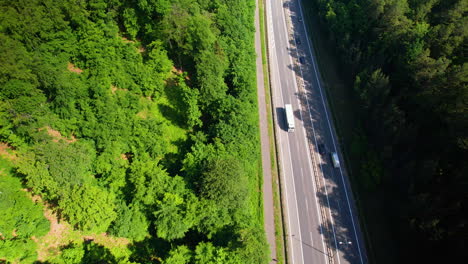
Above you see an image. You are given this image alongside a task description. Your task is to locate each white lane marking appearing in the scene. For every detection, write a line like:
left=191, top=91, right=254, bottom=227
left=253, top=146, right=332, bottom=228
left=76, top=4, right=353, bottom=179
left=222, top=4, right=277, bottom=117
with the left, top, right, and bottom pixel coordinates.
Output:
left=286, top=0, right=343, bottom=261
left=287, top=133, right=304, bottom=263
left=296, top=0, right=365, bottom=263
left=284, top=4, right=341, bottom=263
left=278, top=1, right=329, bottom=263
left=268, top=2, right=304, bottom=263
left=286, top=129, right=305, bottom=264
left=266, top=2, right=296, bottom=263
left=310, top=232, right=314, bottom=247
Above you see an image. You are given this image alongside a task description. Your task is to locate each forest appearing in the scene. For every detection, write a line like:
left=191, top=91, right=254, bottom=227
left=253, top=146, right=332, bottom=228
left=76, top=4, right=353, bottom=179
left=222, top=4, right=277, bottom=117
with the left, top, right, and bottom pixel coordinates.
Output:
left=0, top=0, right=269, bottom=263
left=309, top=0, right=467, bottom=263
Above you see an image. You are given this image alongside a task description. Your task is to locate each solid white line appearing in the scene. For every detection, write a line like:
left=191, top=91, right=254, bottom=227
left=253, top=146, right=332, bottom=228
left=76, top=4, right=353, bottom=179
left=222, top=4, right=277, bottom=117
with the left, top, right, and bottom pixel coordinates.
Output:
left=278, top=1, right=329, bottom=264
left=269, top=3, right=305, bottom=263
left=282, top=2, right=342, bottom=262
left=296, top=0, right=365, bottom=263
left=266, top=3, right=296, bottom=263
left=310, top=231, right=314, bottom=247
left=285, top=132, right=305, bottom=264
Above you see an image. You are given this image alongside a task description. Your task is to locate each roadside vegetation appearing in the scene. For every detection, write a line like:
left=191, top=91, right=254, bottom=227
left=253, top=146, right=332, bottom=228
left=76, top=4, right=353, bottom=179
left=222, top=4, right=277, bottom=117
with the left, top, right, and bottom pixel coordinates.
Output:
left=0, top=0, right=269, bottom=263
left=304, top=0, right=467, bottom=263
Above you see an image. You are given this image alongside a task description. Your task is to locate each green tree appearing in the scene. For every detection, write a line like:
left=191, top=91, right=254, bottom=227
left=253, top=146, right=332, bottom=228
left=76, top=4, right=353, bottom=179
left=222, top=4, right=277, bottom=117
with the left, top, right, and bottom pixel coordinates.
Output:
left=199, top=157, right=248, bottom=212
left=50, top=243, right=85, bottom=264
left=153, top=191, right=198, bottom=241
left=123, top=8, right=140, bottom=39
left=175, top=74, right=202, bottom=129
left=194, top=242, right=241, bottom=264
left=163, top=245, right=192, bottom=264
left=110, top=202, right=149, bottom=241
left=81, top=242, right=117, bottom=264
left=59, top=184, right=117, bottom=233
left=34, top=140, right=96, bottom=192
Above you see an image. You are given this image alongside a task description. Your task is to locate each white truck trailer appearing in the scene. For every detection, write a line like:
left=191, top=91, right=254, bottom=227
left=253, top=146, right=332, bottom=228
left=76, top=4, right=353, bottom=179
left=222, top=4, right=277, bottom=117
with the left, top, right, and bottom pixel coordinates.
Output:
left=285, top=104, right=295, bottom=132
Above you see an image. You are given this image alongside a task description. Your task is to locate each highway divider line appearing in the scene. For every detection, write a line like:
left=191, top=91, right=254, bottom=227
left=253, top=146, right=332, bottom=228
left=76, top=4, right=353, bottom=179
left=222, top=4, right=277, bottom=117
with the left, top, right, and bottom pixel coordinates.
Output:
left=296, top=0, right=365, bottom=263
left=279, top=1, right=337, bottom=263
left=266, top=1, right=296, bottom=263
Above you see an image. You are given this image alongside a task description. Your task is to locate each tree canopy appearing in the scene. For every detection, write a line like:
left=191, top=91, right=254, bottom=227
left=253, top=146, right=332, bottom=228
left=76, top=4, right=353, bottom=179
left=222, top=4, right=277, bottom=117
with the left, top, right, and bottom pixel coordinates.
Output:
left=310, top=0, right=467, bottom=262
left=0, top=0, right=267, bottom=263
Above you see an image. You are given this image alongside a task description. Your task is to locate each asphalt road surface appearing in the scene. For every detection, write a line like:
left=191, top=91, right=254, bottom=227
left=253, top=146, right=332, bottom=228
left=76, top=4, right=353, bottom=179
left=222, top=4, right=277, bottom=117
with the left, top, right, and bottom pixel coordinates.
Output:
left=265, top=0, right=368, bottom=263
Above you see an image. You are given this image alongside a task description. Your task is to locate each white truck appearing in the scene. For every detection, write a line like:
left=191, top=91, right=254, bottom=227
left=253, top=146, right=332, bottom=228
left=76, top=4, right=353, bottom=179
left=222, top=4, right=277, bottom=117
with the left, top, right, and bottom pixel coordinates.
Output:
left=285, top=104, right=295, bottom=132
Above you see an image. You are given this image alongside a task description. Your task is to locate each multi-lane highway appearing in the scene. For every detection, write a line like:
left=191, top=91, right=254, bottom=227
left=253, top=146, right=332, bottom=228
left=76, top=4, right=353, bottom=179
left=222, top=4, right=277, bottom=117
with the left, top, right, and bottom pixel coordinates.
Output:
left=265, top=0, right=368, bottom=263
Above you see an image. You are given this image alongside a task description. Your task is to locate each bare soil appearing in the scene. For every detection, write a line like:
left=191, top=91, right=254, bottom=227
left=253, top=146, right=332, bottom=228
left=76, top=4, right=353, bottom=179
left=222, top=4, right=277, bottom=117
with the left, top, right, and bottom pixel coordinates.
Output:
left=39, top=126, right=77, bottom=143
left=67, top=62, right=83, bottom=74
left=0, top=143, right=17, bottom=161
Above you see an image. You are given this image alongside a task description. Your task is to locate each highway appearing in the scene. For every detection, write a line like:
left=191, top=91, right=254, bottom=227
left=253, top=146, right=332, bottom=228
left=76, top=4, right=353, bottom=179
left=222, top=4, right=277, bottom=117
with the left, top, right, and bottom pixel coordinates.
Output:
left=265, top=0, right=368, bottom=263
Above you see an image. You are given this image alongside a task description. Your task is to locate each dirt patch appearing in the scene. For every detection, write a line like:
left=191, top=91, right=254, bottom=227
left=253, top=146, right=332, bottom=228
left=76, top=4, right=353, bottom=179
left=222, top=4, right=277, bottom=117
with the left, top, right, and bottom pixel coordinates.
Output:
left=83, top=233, right=130, bottom=248
left=0, top=143, right=17, bottom=161
left=171, top=67, right=190, bottom=81
left=172, top=67, right=183, bottom=75
left=39, top=126, right=76, bottom=143
left=34, top=198, right=130, bottom=261
left=121, top=36, right=134, bottom=43
left=67, top=62, right=83, bottom=74
left=36, top=205, right=75, bottom=261
left=111, top=85, right=128, bottom=94
left=24, top=190, right=42, bottom=203
left=119, top=153, right=133, bottom=162
left=136, top=109, right=149, bottom=119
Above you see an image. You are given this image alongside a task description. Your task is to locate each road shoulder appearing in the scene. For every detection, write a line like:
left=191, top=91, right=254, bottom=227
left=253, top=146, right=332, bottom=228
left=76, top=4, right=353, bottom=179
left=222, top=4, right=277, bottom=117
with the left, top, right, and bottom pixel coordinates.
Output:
left=255, top=0, right=281, bottom=263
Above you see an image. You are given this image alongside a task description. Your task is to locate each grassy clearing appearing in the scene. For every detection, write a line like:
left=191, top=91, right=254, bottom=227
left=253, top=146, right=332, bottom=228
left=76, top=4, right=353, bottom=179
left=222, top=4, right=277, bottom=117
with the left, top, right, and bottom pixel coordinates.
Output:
left=259, top=0, right=286, bottom=263
left=300, top=2, right=398, bottom=264
left=0, top=152, right=132, bottom=262
left=35, top=207, right=131, bottom=262
left=0, top=153, right=14, bottom=176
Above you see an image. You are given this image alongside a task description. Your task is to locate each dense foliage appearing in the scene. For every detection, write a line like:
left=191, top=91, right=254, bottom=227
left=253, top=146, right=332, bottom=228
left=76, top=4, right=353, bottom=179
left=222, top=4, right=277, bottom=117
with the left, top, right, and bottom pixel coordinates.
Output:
left=0, top=159, right=49, bottom=263
left=310, top=0, right=467, bottom=262
left=0, top=0, right=268, bottom=263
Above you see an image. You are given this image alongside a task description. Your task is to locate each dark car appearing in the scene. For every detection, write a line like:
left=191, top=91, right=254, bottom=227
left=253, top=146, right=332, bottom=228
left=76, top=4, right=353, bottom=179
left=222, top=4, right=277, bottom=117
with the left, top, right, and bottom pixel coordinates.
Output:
left=299, top=57, right=305, bottom=64
left=298, top=16, right=303, bottom=22
left=295, top=37, right=301, bottom=45
left=318, top=143, right=326, bottom=155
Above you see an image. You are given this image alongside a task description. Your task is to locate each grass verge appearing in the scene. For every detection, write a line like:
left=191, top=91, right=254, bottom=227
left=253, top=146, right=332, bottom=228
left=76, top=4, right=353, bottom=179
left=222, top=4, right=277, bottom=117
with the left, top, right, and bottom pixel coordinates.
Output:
left=299, top=2, right=398, bottom=264
left=259, top=0, right=286, bottom=263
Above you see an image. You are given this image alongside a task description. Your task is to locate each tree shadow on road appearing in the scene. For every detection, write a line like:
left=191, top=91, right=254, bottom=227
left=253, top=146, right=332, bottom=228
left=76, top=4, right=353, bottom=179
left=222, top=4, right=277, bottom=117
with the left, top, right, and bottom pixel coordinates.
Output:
left=294, top=88, right=364, bottom=263
left=315, top=183, right=363, bottom=264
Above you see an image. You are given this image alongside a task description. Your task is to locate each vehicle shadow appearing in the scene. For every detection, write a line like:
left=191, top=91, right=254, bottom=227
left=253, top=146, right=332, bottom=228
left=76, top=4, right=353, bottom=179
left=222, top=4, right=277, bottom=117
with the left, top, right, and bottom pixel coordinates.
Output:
left=276, top=107, right=287, bottom=132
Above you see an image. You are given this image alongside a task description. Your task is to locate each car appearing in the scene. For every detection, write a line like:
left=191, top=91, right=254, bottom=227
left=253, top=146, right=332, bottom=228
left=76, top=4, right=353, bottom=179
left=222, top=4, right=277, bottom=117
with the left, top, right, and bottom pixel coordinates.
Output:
left=295, top=37, right=301, bottom=45
left=298, top=16, right=303, bottom=22
left=331, top=152, right=340, bottom=168
left=318, top=143, right=326, bottom=155
left=299, top=57, right=305, bottom=64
